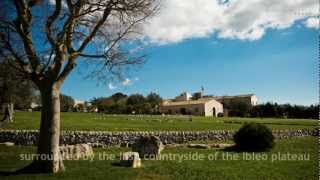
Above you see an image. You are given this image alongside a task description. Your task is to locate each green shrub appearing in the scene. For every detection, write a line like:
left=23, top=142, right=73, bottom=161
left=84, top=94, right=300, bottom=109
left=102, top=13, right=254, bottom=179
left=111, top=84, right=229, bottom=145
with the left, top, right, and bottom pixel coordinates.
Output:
left=233, top=123, right=275, bottom=151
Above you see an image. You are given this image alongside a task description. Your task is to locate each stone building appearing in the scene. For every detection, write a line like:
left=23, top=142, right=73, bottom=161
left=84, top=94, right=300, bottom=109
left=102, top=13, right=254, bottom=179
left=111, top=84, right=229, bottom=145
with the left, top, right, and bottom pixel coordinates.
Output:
left=159, top=98, right=223, bottom=117
left=159, top=92, right=258, bottom=117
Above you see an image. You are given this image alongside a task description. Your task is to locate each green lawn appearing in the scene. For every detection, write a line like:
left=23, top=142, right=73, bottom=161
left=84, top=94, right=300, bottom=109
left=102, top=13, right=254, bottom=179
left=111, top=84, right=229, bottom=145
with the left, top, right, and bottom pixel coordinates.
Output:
left=0, top=137, right=317, bottom=180
left=0, top=112, right=317, bottom=131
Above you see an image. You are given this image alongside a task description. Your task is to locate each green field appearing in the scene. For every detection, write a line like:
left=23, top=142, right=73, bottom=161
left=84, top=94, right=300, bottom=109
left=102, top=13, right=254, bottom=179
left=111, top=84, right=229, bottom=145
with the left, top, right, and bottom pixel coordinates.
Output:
left=0, top=137, right=317, bottom=180
left=0, top=112, right=318, bottom=131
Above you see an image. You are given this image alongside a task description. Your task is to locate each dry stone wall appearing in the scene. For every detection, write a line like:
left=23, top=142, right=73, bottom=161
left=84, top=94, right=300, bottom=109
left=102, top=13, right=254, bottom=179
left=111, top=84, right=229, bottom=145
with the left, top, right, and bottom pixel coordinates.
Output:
left=0, top=129, right=317, bottom=146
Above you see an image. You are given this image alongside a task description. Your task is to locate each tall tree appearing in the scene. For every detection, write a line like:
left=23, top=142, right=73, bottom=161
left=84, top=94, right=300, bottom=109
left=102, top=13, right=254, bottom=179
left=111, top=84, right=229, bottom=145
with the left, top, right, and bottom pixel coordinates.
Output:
left=110, top=92, right=127, bottom=103
left=0, top=0, right=158, bottom=173
left=60, top=94, right=74, bottom=112
left=146, top=92, right=162, bottom=113
left=126, top=93, right=145, bottom=105
left=146, top=92, right=162, bottom=107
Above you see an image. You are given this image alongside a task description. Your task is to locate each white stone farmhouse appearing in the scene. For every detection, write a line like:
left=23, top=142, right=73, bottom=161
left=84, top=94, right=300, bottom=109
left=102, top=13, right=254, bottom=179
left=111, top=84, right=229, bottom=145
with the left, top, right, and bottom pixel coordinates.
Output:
left=159, top=92, right=258, bottom=117
left=160, top=98, right=223, bottom=117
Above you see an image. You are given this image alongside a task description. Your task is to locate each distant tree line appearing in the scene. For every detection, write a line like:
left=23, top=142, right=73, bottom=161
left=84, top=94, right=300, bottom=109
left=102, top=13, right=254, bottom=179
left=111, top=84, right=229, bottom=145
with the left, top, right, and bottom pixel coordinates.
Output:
left=250, top=103, right=318, bottom=119
left=226, top=101, right=318, bottom=119
left=60, top=94, right=75, bottom=112
left=90, top=92, right=162, bottom=114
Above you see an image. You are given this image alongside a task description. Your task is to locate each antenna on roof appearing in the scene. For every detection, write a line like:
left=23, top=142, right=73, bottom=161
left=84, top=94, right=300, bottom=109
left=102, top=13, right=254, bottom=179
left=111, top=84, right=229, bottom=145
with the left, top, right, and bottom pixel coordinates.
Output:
left=201, top=86, right=204, bottom=98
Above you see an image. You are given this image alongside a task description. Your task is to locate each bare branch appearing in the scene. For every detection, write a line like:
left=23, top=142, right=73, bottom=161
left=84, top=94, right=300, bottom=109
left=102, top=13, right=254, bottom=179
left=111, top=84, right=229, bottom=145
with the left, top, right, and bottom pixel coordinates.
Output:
left=45, top=0, right=62, bottom=47
left=77, top=2, right=113, bottom=52
left=13, top=0, right=40, bottom=72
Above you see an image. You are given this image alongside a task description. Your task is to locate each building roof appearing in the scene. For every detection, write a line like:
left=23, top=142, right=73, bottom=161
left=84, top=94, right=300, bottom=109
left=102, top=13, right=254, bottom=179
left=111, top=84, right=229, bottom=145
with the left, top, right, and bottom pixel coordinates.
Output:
left=161, top=94, right=256, bottom=107
left=161, top=99, right=216, bottom=106
left=204, top=94, right=256, bottom=99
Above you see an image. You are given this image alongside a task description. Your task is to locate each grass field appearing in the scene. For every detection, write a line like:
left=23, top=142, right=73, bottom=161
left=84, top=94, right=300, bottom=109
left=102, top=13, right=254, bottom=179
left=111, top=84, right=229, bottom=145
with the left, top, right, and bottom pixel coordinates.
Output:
left=0, top=137, right=317, bottom=180
left=0, top=112, right=317, bottom=131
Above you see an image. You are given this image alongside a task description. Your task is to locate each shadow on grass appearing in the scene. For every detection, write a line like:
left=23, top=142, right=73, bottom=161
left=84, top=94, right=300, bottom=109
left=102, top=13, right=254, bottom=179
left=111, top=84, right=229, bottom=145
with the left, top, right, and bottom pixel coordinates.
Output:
left=0, top=168, right=33, bottom=177
left=111, top=162, right=122, bottom=167
left=222, top=145, right=240, bottom=152
left=0, top=169, right=62, bottom=177
left=111, top=162, right=133, bottom=168
left=0, top=171, right=16, bottom=176
left=0, top=163, right=62, bottom=177
left=0, top=170, right=36, bottom=177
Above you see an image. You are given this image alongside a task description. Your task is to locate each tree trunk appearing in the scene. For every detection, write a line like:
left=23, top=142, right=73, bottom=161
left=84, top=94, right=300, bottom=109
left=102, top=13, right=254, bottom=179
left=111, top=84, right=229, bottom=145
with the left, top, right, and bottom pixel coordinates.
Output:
left=1, top=103, right=14, bottom=123
left=8, top=103, right=14, bottom=122
left=21, top=83, right=65, bottom=173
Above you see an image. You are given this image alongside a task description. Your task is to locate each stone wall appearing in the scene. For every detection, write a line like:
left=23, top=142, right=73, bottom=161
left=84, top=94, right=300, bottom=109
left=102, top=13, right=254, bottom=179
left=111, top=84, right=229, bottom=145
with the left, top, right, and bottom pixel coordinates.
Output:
left=0, top=129, right=317, bottom=146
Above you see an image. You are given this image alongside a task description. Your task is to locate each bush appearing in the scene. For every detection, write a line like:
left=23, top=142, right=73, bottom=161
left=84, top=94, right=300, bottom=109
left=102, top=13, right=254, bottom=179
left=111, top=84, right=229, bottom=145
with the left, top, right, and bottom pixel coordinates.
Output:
left=217, top=112, right=224, bottom=117
left=233, top=123, right=274, bottom=152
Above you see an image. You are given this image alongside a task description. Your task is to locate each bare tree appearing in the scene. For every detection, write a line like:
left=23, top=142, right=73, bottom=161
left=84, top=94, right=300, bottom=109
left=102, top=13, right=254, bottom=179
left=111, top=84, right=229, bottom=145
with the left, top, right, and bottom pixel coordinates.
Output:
left=0, top=0, right=158, bottom=173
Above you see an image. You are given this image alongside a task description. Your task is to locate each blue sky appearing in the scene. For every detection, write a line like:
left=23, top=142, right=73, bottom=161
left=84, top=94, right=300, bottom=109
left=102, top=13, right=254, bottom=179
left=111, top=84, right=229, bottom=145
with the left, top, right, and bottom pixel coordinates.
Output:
left=61, top=21, right=318, bottom=105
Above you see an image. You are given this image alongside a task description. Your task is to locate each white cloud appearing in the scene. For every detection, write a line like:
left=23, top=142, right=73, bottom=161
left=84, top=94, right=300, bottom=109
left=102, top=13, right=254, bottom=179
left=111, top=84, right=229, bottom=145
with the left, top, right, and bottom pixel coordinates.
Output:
left=122, top=77, right=140, bottom=86
left=108, top=77, right=138, bottom=90
left=144, top=0, right=318, bottom=43
left=304, top=17, right=319, bottom=29
left=122, top=78, right=131, bottom=86
left=108, top=83, right=117, bottom=90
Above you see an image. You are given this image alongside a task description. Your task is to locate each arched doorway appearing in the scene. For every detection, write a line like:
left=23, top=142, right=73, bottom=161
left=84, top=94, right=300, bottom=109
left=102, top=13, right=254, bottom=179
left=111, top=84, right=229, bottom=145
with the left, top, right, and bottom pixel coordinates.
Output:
left=212, top=107, right=216, bottom=117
